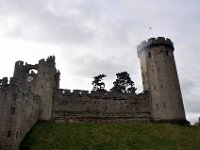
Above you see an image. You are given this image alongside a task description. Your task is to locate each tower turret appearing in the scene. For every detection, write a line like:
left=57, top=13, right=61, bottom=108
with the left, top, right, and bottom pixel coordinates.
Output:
left=13, top=61, right=27, bottom=86
left=137, top=37, right=187, bottom=123
left=35, top=56, right=57, bottom=120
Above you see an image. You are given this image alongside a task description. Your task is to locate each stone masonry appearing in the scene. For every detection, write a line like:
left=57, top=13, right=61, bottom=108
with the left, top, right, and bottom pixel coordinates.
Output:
left=137, top=37, right=186, bottom=121
left=0, top=37, right=188, bottom=150
left=53, top=90, right=150, bottom=123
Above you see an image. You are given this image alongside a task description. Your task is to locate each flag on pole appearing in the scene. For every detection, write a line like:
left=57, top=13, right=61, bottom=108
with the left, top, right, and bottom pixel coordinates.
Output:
left=149, top=27, right=154, bottom=36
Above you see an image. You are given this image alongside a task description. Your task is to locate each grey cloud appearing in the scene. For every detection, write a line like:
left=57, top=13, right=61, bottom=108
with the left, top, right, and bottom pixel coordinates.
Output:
left=179, top=69, right=200, bottom=116
left=184, top=97, right=200, bottom=114
left=70, top=54, right=126, bottom=77
left=0, top=0, right=200, bottom=123
left=66, top=52, right=140, bottom=91
left=180, top=79, right=196, bottom=94
left=1, top=0, right=99, bottom=44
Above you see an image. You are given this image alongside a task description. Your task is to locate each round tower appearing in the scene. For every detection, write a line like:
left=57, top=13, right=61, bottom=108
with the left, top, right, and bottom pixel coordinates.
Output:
left=137, top=37, right=187, bottom=123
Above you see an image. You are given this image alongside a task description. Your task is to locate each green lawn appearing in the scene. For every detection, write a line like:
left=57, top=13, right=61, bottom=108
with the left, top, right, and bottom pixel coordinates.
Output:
left=20, top=122, right=200, bottom=150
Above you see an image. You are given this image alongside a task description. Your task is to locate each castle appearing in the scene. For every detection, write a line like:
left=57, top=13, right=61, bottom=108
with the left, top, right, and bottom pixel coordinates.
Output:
left=0, top=37, right=188, bottom=150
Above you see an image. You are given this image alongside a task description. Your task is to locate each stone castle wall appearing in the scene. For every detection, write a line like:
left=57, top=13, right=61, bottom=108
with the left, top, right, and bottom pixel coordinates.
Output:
left=13, top=56, right=59, bottom=121
left=0, top=37, right=188, bottom=150
left=53, top=89, right=151, bottom=123
left=0, top=80, right=40, bottom=150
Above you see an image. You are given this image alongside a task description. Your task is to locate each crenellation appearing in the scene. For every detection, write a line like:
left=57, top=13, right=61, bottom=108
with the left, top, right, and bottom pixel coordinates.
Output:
left=0, top=77, right=8, bottom=87
left=9, top=77, right=18, bottom=86
left=39, top=58, right=45, bottom=63
left=53, top=91, right=150, bottom=123
left=57, top=89, right=109, bottom=97
left=0, top=37, right=188, bottom=150
left=80, top=90, right=89, bottom=95
left=45, top=55, right=56, bottom=64
left=58, top=89, right=71, bottom=95
left=56, top=90, right=144, bottom=100
left=15, top=61, right=24, bottom=66
left=72, top=89, right=82, bottom=94
left=148, top=37, right=156, bottom=42
left=157, top=37, right=166, bottom=41
left=137, top=37, right=175, bottom=56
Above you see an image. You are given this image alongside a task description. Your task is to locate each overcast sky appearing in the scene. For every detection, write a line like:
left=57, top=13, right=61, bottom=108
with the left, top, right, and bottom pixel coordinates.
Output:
left=0, top=0, right=199, bottom=124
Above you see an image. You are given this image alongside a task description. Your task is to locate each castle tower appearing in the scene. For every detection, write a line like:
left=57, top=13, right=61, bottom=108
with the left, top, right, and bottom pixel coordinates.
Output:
left=137, top=37, right=187, bottom=123
left=35, top=56, right=57, bottom=120
left=13, top=61, right=27, bottom=86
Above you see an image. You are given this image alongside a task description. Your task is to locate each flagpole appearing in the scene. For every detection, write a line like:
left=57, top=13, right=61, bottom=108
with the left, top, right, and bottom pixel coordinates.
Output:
left=149, top=27, right=154, bottom=37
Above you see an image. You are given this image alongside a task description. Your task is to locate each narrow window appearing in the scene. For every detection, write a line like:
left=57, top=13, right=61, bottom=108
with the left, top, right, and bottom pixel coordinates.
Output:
left=163, top=103, right=166, bottom=109
left=161, top=84, right=163, bottom=89
left=10, top=107, right=15, bottom=115
left=41, top=85, right=43, bottom=89
left=158, top=67, right=160, bottom=72
left=148, top=52, right=152, bottom=57
left=13, top=94, right=17, bottom=101
left=7, top=130, right=12, bottom=137
left=152, top=69, right=154, bottom=73
left=166, top=51, right=169, bottom=55
left=154, top=85, right=156, bottom=90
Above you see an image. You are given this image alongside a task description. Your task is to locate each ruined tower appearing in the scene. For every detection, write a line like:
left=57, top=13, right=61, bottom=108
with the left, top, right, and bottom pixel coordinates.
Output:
left=35, top=56, right=57, bottom=120
left=137, top=37, right=186, bottom=122
left=12, top=56, right=58, bottom=121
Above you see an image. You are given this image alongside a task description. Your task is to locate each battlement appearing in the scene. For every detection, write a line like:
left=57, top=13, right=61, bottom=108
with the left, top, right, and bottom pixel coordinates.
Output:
left=53, top=89, right=150, bottom=123
left=58, top=89, right=90, bottom=95
left=15, top=61, right=38, bottom=70
left=0, top=77, right=19, bottom=87
left=0, top=41, right=188, bottom=149
left=0, top=77, right=8, bottom=87
left=47, top=55, right=55, bottom=61
left=39, top=55, right=55, bottom=65
left=15, top=56, right=55, bottom=71
left=137, top=37, right=174, bottom=56
left=15, top=61, right=30, bottom=67
left=57, top=89, right=142, bottom=99
left=15, top=61, right=25, bottom=67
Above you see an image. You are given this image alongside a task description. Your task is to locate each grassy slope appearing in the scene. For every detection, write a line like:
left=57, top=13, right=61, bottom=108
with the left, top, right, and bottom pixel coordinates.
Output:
left=20, top=122, right=200, bottom=150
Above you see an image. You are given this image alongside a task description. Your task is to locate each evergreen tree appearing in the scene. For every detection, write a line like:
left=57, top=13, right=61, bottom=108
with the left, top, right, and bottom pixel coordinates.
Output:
left=92, top=74, right=107, bottom=92
left=110, top=71, right=136, bottom=93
